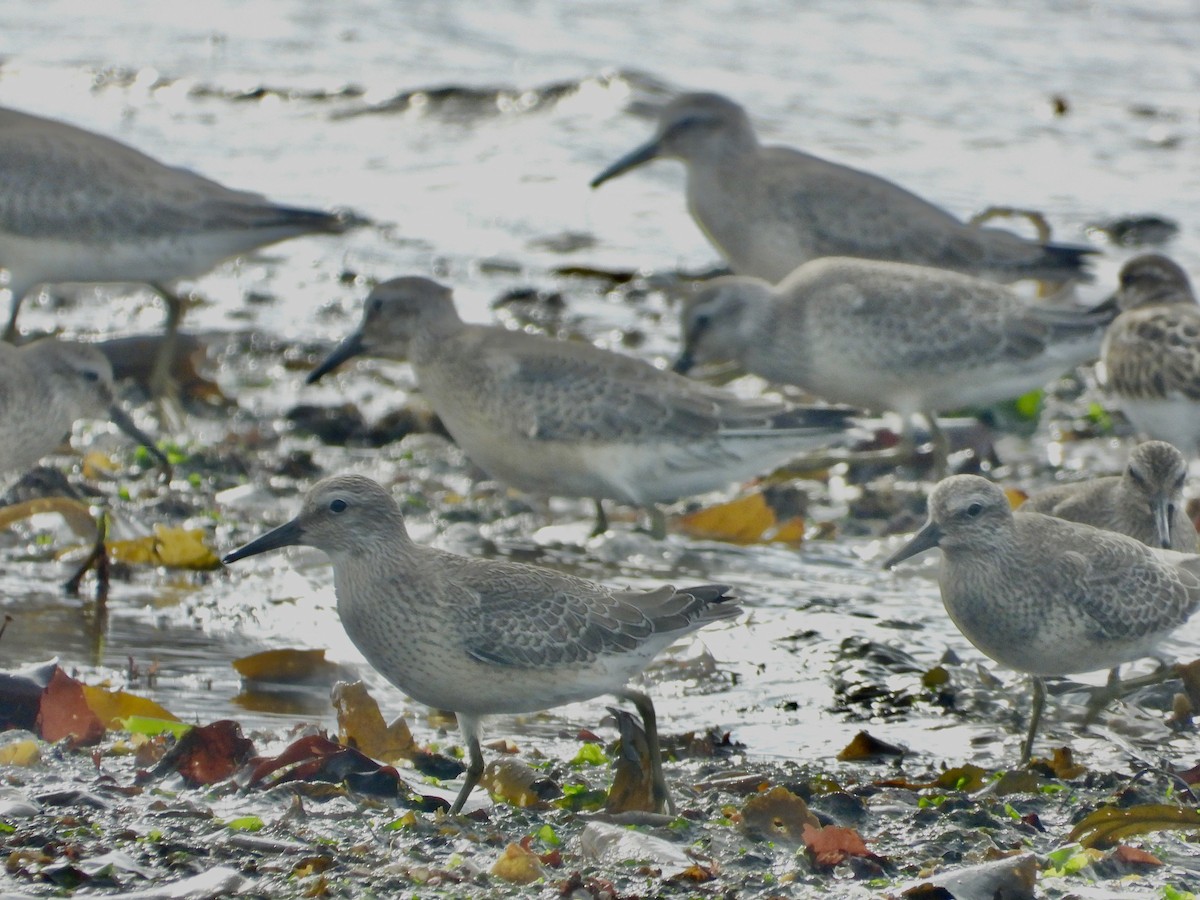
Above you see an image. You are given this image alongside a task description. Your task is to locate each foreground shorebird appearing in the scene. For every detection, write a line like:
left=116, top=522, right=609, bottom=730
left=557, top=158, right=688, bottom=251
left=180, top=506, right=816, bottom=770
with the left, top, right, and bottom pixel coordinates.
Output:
left=884, top=475, right=1200, bottom=763
left=223, top=474, right=739, bottom=814
left=306, top=277, right=856, bottom=536
left=1100, top=255, right=1200, bottom=453
left=0, top=339, right=168, bottom=479
left=674, top=257, right=1115, bottom=466
left=1022, top=441, right=1194, bottom=552
left=0, top=105, right=349, bottom=393
left=591, top=92, right=1093, bottom=283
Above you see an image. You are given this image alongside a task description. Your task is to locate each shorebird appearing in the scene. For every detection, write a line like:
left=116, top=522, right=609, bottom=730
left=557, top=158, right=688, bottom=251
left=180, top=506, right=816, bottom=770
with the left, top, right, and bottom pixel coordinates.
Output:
left=0, top=105, right=350, bottom=394
left=884, top=474, right=1200, bottom=763
left=1100, top=254, right=1200, bottom=453
left=223, top=474, right=739, bottom=814
left=673, top=257, right=1115, bottom=468
left=0, top=338, right=168, bottom=479
left=1022, top=441, right=1194, bottom=552
left=591, top=92, right=1094, bottom=283
left=306, top=276, right=857, bottom=536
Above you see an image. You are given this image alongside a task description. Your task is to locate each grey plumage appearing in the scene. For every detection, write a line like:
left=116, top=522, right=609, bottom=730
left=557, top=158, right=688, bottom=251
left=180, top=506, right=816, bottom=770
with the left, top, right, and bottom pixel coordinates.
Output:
left=885, top=474, right=1200, bottom=762
left=1022, top=441, right=1195, bottom=552
left=0, top=338, right=166, bottom=478
left=222, top=474, right=739, bottom=814
left=675, top=257, right=1113, bottom=442
left=1100, top=255, right=1200, bottom=452
left=306, top=276, right=854, bottom=532
left=0, top=105, right=349, bottom=392
left=591, top=92, right=1093, bottom=283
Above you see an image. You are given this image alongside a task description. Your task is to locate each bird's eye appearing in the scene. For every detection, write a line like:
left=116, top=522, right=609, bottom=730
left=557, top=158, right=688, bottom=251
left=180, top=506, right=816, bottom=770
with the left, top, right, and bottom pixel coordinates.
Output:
left=1127, top=465, right=1145, bottom=485
left=692, top=313, right=712, bottom=333
left=966, top=502, right=983, bottom=518
left=83, top=370, right=100, bottom=383
left=330, top=499, right=348, bottom=514
left=370, top=298, right=384, bottom=313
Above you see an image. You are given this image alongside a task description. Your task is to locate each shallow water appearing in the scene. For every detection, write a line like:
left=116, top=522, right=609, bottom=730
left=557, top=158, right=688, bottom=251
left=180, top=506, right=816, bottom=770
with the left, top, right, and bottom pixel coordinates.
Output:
left=1, top=0, right=1200, bottom=831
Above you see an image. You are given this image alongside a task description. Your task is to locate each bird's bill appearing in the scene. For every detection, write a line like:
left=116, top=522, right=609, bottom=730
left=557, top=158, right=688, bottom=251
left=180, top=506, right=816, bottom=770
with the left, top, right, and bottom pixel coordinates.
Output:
left=590, top=139, right=662, bottom=189
left=671, top=349, right=695, bottom=374
left=882, top=521, right=943, bottom=569
left=222, top=518, right=305, bottom=565
left=107, top=404, right=171, bottom=473
left=306, top=331, right=366, bottom=384
left=1152, top=498, right=1174, bottom=550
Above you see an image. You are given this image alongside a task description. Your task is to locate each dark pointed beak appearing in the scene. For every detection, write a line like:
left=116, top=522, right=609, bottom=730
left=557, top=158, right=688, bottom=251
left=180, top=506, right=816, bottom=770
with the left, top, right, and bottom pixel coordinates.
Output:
left=1153, top=499, right=1174, bottom=550
left=108, top=404, right=171, bottom=476
left=306, top=331, right=366, bottom=385
left=590, top=139, right=663, bottom=189
left=222, top=517, right=305, bottom=565
left=882, top=521, right=943, bottom=569
left=672, top=350, right=695, bottom=374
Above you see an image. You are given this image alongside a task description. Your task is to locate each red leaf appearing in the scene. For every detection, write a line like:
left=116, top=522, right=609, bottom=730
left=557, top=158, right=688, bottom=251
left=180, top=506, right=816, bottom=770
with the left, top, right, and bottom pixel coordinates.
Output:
left=1112, top=844, right=1162, bottom=867
left=802, top=823, right=877, bottom=868
left=152, top=720, right=255, bottom=786
left=37, top=667, right=104, bottom=745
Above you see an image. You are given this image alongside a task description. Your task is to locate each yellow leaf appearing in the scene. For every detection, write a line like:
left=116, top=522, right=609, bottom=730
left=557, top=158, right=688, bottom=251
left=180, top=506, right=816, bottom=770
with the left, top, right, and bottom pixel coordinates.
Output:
left=1068, top=803, right=1200, bottom=849
left=677, top=492, right=804, bottom=545
left=107, top=525, right=219, bottom=570
left=481, top=758, right=560, bottom=808
left=741, top=786, right=819, bottom=845
left=81, top=685, right=179, bottom=729
left=491, top=842, right=544, bottom=884
left=331, top=679, right=416, bottom=764
left=82, top=451, right=119, bottom=478
left=0, top=739, right=41, bottom=766
left=233, top=649, right=339, bottom=683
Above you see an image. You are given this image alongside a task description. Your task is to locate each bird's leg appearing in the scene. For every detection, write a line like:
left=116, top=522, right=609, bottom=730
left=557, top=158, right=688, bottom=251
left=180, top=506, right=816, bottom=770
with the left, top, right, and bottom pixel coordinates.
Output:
left=148, top=283, right=186, bottom=418
left=616, top=688, right=674, bottom=814
left=1020, top=676, right=1046, bottom=766
left=925, top=413, right=949, bottom=480
left=590, top=499, right=609, bottom=537
left=3, top=290, right=23, bottom=343
left=647, top=506, right=667, bottom=541
left=1083, top=666, right=1122, bottom=725
left=450, top=716, right=485, bottom=815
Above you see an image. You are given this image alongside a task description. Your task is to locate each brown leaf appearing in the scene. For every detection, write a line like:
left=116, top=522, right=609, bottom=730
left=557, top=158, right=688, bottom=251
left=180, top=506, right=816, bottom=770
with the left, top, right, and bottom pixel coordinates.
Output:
left=331, top=680, right=416, bottom=763
left=604, top=707, right=659, bottom=814
left=837, top=730, right=904, bottom=761
left=482, top=758, right=561, bottom=808
left=802, top=822, right=877, bottom=868
left=233, top=649, right=343, bottom=685
left=741, top=786, right=819, bottom=845
left=0, top=660, right=59, bottom=731
left=1031, top=746, right=1086, bottom=779
left=151, top=720, right=255, bottom=786
left=38, top=667, right=105, bottom=745
left=1111, top=844, right=1162, bottom=867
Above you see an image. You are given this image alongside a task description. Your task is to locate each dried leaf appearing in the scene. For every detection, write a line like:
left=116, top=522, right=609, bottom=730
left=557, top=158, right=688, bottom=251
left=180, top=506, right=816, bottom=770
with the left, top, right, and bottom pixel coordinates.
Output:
left=837, top=730, right=904, bottom=761
left=150, top=720, right=255, bottom=786
left=741, top=786, right=819, bottom=845
left=1067, top=804, right=1200, bottom=849
left=802, top=822, right=878, bottom=868
left=108, top=525, right=220, bottom=570
left=233, top=649, right=342, bottom=685
left=0, top=739, right=41, bottom=766
left=38, top=668, right=105, bottom=745
left=81, top=685, right=178, bottom=730
left=0, top=660, right=59, bottom=731
left=492, top=842, right=545, bottom=884
left=604, top=707, right=659, bottom=813
left=1111, top=844, right=1162, bottom=866
left=481, top=758, right=561, bottom=808
left=676, top=492, right=804, bottom=545
left=1032, top=746, right=1086, bottom=780
left=331, top=680, right=415, bottom=763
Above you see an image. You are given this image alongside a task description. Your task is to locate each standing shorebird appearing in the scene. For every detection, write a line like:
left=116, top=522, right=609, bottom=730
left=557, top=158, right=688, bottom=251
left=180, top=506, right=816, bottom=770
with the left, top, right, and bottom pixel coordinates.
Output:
left=1100, top=255, right=1200, bottom=453
left=0, top=338, right=168, bottom=480
left=306, top=276, right=857, bottom=536
left=0, top=105, right=350, bottom=395
left=591, top=92, right=1093, bottom=283
left=673, top=257, right=1115, bottom=468
left=223, top=474, right=740, bottom=814
left=884, top=475, right=1200, bottom=764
